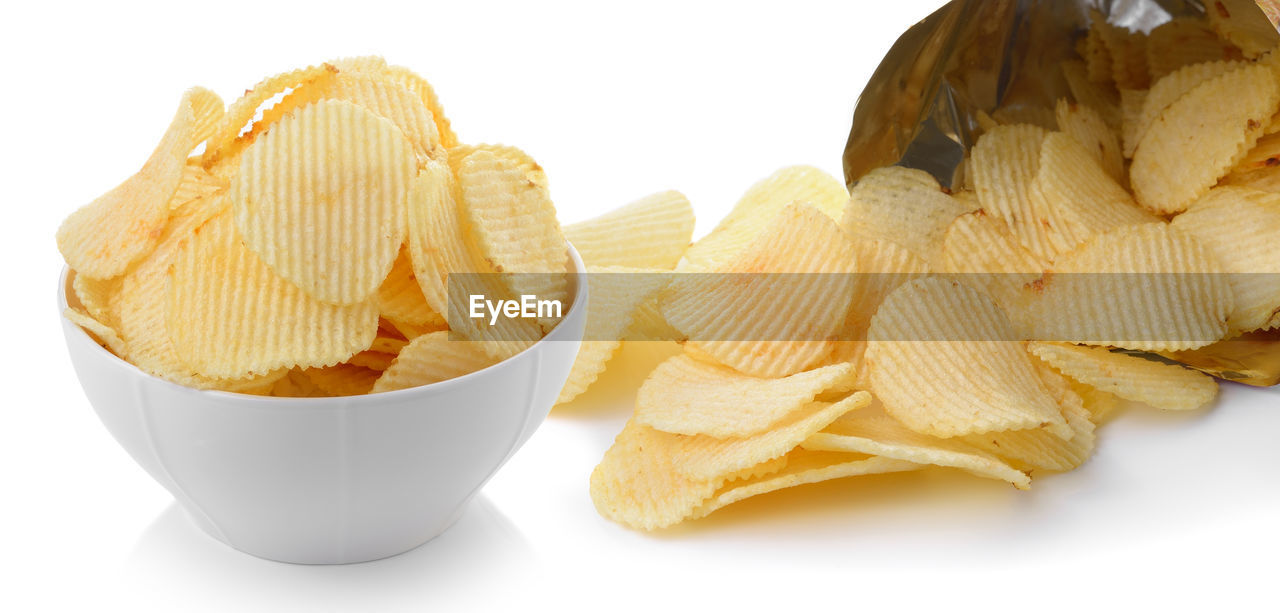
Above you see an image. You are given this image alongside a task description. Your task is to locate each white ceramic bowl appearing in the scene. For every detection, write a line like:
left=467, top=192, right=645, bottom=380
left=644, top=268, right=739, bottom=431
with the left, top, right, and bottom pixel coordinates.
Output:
left=58, top=247, right=587, bottom=564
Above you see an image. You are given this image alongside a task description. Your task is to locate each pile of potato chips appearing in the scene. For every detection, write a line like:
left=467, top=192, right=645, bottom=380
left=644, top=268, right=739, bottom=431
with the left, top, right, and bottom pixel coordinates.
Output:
left=590, top=8, right=1280, bottom=530
left=58, top=56, right=668, bottom=397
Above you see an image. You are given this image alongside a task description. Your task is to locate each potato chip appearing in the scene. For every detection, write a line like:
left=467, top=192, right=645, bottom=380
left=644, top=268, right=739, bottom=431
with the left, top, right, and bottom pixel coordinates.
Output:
left=969, top=124, right=1057, bottom=259
left=679, top=166, right=848, bottom=271
left=991, top=105, right=1058, bottom=130
left=866, top=277, right=1069, bottom=439
left=369, top=331, right=496, bottom=393
left=557, top=267, right=671, bottom=404
left=1020, top=223, right=1233, bottom=351
left=72, top=271, right=120, bottom=328
left=170, top=163, right=229, bottom=210
left=303, top=364, right=381, bottom=396
left=669, top=392, right=872, bottom=481
left=838, top=233, right=931, bottom=346
left=57, top=89, right=204, bottom=279
left=201, top=63, right=338, bottom=169
left=232, top=99, right=414, bottom=305
left=1131, top=63, right=1280, bottom=214
left=328, top=57, right=458, bottom=148
left=451, top=145, right=569, bottom=317
left=961, top=395, right=1096, bottom=472
left=664, top=204, right=858, bottom=378
left=1125, top=60, right=1243, bottom=158
left=270, top=368, right=328, bottom=398
left=1055, top=99, right=1125, bottom=182
left=406, top=161, right=543, bottom=359
left=1029, top=341, right=1218, bottom=411
left=564, top=190, right=694, bottom=270
left=1119, top=87, right=1149, bottom=158
left=841, top=166, right=976, bottom=265
left=803, top=413, right=1030, bottom=489
left=1146, top=17, right=1243, bottom=81
left=940, top=210, right=1045, bottom=309
left=687, top=451, right=920, bottom=521
left=1094, top=15, right=1150, bottom=90
left=1071, top=379, right=1123, bottom=423
left=635, top=355, right=856, bottom=438
left=187, top=87, right=225, bottom=149
left=347, top=350, right=396, bottom=371
left=1062, top=60, right=1122, bottom=129
left=1207, top=0, right=1280, bottom=59
left=376, top=246, right=446, bottom=328
left=1028, top=132, right=1157, bottom=257
left=166, top=211, right=378, bottom=378
left=64, top=307, right=127, bottom=356
left=1171, top=187, right=1280, bottom=332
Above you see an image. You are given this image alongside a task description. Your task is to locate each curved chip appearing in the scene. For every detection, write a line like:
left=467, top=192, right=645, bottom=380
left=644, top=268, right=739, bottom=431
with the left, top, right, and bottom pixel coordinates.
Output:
left=64, top=307, right=127, bottom=357
left=1125, top=59, right=1243, bottom=158
left=303, top=364, right=381, bottom=396
left=232, top=99, right=414, bottom=305
left=866, top=277, right=1069, bottom=439
left=1029, top=341, right=1219, bottom=411
left=57, top=88, right=203, bottom=279
left=201, top=62, right=337, bottom=169
left=564, top=190, right=694, bottom=270
left=634, top=355, right=857, bottom=438
left=1055, top=99, right=1125, bottom=182
left=1131, top=63, right=1280, bottom=214
left=1062, top=60, right=1122, bottom=129
left=376, top=246, right=446, bottom=328
left=328, top=57, right=458, bottom=148
left=1207, top=0, right=1280, bottom=59
left=841, top=165, right=976, bottom=265
left=369, top=331, right=499, bottom=393
left=970, top=124, right=1056, bottom=260
left=940, top=210, right=1045, bottom=309
left=960, top=362, right=1097, bottom=471
left=1146, top=17, right=1243, bottom=82
left=679, top=166, right=848, bottom=271
left=1021, top=223, right=1233, bottom=351
left=166, top=211, right=379, bottom=378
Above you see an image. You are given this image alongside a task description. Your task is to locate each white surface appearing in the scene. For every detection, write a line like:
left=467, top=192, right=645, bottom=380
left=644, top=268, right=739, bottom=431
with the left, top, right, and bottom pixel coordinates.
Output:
left=57, top=247, right=584, bottom=564
left=2, top=0, right=1278, bottom=610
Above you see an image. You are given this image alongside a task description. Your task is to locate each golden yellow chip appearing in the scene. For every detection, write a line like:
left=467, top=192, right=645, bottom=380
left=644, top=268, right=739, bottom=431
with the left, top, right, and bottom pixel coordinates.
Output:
left=270, top=368, right=329, bottom=398
left=634, top=354, right=856, bottom=438
left=370, top=331, right=498, bottom=393
left=1207, top=0, right=1280, bottom=59
left=841, top=166, right=976, bottom=265
left=803, top=413, right=1030, bottom=489
left=170, top=163, right=229, bottom=211
left=64, top=307, right=127, bottom=357
left=866, top=277, right=1069, bottom=439
left=1029, top=341, right=1218, bottom=411
left=940, top=210, right=1045, bottom=308
left=665, top=204, right=858, bottom=378
left=1131, top=63, right=1280, bottom=214
left=1093, top=14, right=1150, bottom=90
left=1146, top=17, right=1243, bottom=81
left=1070, top=379, right=1123, bottom=423
left=667, top=392, right=872, bottom=481
left=451, top=145, right=569, bottom=318
left=327, top=56, right=458, bottom=148
left=961, top=394, right=1096, bottom=472
left=406, top=161, right=543, bottom=360
left=970, top=124, right=1057, bottom=259
left=303, top=364, right=381, bottom=396
left=72, top=271, right=120, bottom=329
left=1119, top=87, right=1148, bottom=159
left=231, top=99, right=414, bottom=305
left=166, top=211, right=379, bottom=378
left=679, top=166, right=848, bottom=271
left=369, top=332, right=409, bottom=355
left=187, top=87, right=225, bottom=149
left=201, top=63, right=337, bottom=169
left=1020, top=223, right=1233, bottom=351
left=564, top=190, right=694, bottom=270
left=376, top=246, right=446, bottom=328
left=1055, top=99, right=1125, bottom=182
left=1171, top=187, right=1280, bottom=333
left=57, top=88, right=204, bottom=279
left=1062, top=60, right=1122, bottom=129
left=1125, top=60, right=1243, bottom=158
left=557, top=266, right=671, bottom=404
left=347, top=350, right=395, bottom=371
left=688, top=451, right=920, bottom=522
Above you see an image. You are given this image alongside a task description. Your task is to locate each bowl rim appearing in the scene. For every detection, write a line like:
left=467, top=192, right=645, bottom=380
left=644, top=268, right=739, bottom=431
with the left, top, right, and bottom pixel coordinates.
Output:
left=58, top=243, right=589, bottom=405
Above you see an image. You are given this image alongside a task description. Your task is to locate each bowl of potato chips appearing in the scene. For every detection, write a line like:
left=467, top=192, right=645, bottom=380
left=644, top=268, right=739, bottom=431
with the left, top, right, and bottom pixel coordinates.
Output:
left=56, top=57, right=589, bottom=563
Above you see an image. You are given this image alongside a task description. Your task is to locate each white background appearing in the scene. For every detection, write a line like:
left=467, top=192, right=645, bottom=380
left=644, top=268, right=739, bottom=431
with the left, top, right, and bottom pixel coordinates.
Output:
left=3, top=1, right=1279, bottom=611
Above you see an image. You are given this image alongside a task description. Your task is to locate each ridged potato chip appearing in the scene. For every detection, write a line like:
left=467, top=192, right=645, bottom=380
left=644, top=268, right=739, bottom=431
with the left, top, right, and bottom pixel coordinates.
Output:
left=557, top=267, right=671, bottom=404
left=64, top=307, right=127, bottom=356
left=187, top=87, right=226, bottom=149
left=451, top=145, right=569, bottom=316
left=940, top=210, right=1045, bottom=308
left=369, top=331, right=498, bottom=393
left=564, top=190, right=694, bottom=270
left=376, top=246, right=446, bottom=328
left=406, top=161, right=542, bottom=359
left=841, top=165, right=976, bottom=265
left=1119, top=87, right=1149, bottom=158
left=1029, top=341, right=1218, bottom=411
left=961, top=395, right=1096, bottom=472
left=1146, top=17, right=1243, bottom=81
left=166, top=211, right=379, bottom=378
left=1062, top=60, right=1122, bottom=129
left=201, top=63, right=338, bottom=169
left=170, top=163, right=229, bottom=210
left=1055, top=99, right=1125, bottom=182
left=347, top=350, right=395, bottom=371
left=679, top=166, right=847, bottom=271
left=803, top=413, right=1030, bottom=489
left=1020, top=223, right=1233, bottom=351
left=1124, top=60, right=1243, bottom=158
left=665, top=204, right=858, bottom=378
left=866, top=277, right=1069, bottom=439
left=1207, top=0, right=1280, bottom=59
left=688, top=451, right=919, bottom=521
left=634, top=354, right=856, bottom=438
left=1171, top=187, right=1280, bottom=333
left=1131, top=63, right=1280, bottom=214
left=57, top=88, right=203, bottom=279
left=970, top=124, right=1057, bottom=260
left=72, top=271, right=120, bottom=328
left=304, top=364, right=381, bottom=396
left=328, top=56, right=458, bottom=148
left=232, top=99, right=414, bottom=305
left=1092, top=13, right=1150, bottom=90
